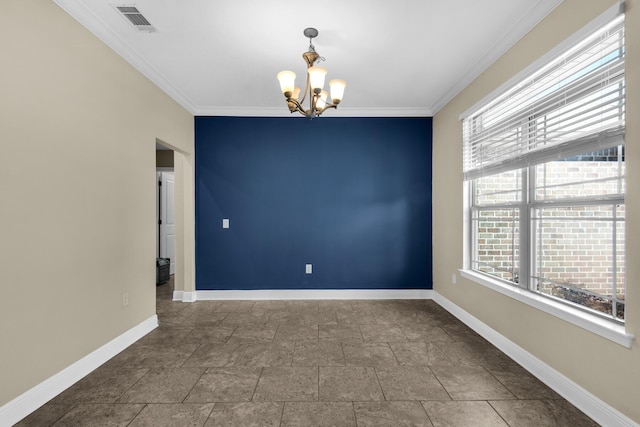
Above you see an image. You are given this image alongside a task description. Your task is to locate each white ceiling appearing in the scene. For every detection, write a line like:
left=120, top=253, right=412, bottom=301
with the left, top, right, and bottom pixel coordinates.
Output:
left=54, top=0, right=562, bottom=117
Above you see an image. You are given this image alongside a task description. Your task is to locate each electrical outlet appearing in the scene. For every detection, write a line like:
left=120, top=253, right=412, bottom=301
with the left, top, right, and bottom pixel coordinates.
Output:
left=122, top=292, right=129, bottom=307
left=451, top=273, right=457, bottom=285
left=305, top=264, right=312, bottom=274
left=222, top=218, right=230, bottom=229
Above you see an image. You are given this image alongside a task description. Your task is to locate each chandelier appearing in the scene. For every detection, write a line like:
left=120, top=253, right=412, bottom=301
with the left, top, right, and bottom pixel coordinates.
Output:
left=277, top=28, right=346, bottom=118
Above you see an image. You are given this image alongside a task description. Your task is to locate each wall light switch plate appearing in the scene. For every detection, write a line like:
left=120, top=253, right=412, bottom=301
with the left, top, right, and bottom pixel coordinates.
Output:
left=222, top=218, right=229, bottom=229
left=452, top=273, right=457, bottom=284
left=305, top=264, right=312, bottom=274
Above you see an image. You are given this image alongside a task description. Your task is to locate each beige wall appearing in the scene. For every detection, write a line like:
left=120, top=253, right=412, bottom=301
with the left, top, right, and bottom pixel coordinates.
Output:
left=0, top=0, right=194, bottom=406
left=433, top=0, right=639, bottom=422
left=2, top=0, right=638, bottom=422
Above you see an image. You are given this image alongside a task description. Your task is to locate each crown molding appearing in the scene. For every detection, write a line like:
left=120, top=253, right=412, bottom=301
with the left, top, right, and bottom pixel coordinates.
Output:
left=431, top=0, right=563, bottom=114
left=53, top=0, right=433, bottom=119
left=193, top=106, right=433, bottom=118
left=459, top=2, right=621, bottom=120
left=54, top=0, right=560, bottom=119
left=52, top=0, right=198, bottom=115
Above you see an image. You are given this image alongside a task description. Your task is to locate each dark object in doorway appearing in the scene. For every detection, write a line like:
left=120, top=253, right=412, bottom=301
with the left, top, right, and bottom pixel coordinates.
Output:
left=156, top=258, right=170, bottom=285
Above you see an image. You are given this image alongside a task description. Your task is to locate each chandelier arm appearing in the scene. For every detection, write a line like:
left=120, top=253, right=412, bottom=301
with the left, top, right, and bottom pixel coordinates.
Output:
left=285, top=97, right=307, bottom=116
left=315, top=104, right=338, bottom=117
left=313, top=91, right=340, bottom=117
left=312, top=90, right=325, bottom=117
left=277, top=28, right=344, bottom=118
left=310, top=94, right=318, bottom=117
left=309, top=84, right=316, bottom=116
left=298, top=73, right=310, bottom=105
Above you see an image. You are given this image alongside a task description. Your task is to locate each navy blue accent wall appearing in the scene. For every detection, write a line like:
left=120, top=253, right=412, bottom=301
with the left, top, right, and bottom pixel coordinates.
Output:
left=195, top=116, right=432, bottom=290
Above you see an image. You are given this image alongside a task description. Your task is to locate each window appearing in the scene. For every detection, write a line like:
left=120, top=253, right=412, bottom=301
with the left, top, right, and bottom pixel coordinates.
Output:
left=462, top=16, right=625, bottom=323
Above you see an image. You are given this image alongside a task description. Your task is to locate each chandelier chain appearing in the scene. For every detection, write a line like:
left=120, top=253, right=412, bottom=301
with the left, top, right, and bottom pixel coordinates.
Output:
left=307, top=41, right=325, bottom=64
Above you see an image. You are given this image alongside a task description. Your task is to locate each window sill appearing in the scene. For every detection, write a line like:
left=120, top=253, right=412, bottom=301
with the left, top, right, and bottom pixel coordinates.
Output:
left=459, top=269, right=634, bottom=348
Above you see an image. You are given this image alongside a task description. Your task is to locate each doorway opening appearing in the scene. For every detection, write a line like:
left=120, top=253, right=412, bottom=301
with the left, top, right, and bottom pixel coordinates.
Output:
left=156, top=142, right=175, bottom=296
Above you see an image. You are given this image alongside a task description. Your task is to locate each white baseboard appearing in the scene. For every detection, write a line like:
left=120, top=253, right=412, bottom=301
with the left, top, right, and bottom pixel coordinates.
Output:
left=432, top=293, right=639, bottom=427
left=174, top=288, right=435, bottom=301
left=173, top=290, right=196, bottom=302
left=5, top=292, right=636, bottom=426
left=0, top=315, right=158, bottom=427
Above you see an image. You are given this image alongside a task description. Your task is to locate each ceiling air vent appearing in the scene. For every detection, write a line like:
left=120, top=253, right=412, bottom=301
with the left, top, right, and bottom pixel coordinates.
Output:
left=116, top=6, right=156, bottom=32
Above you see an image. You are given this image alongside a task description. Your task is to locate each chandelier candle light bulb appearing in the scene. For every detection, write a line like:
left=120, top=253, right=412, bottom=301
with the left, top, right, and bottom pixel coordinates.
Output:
left=277, top=27, right=346, bottom=118
left=329, top=79, right=346, bottom=104
left=292, top=86, right=301, bottom=101
left=277, top=70, right=296, bottom=98
left=308, top=66, right=327, bottom=93
left=317, top=90, right=329, bottom=109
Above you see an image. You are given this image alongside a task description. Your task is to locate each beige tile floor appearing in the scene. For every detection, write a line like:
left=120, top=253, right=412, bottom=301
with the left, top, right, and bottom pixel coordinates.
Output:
left=16, top=278, right=599, bottom=426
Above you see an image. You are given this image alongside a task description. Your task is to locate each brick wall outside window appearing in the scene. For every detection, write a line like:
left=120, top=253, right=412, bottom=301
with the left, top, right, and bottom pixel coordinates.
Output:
left=474, top=154, right=625, bottom=318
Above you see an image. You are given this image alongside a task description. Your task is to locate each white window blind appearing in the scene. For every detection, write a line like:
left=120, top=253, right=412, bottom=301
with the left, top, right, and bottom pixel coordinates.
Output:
left=463, top=16, right=625, bottom=181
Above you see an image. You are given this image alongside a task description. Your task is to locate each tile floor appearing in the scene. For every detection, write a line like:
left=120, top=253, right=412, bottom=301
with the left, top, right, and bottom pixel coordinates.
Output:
left=16, top=278, right=599, bottom=426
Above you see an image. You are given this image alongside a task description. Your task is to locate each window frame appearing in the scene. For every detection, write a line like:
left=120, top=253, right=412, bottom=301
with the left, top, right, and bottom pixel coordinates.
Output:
left=460, top=4, right=633, bottom=348
left=469, top=158, right=626, bottom=318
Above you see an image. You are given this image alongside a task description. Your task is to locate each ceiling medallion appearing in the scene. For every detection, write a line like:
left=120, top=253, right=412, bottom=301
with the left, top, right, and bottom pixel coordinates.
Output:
left=277, top=28, right=346, bottom=118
